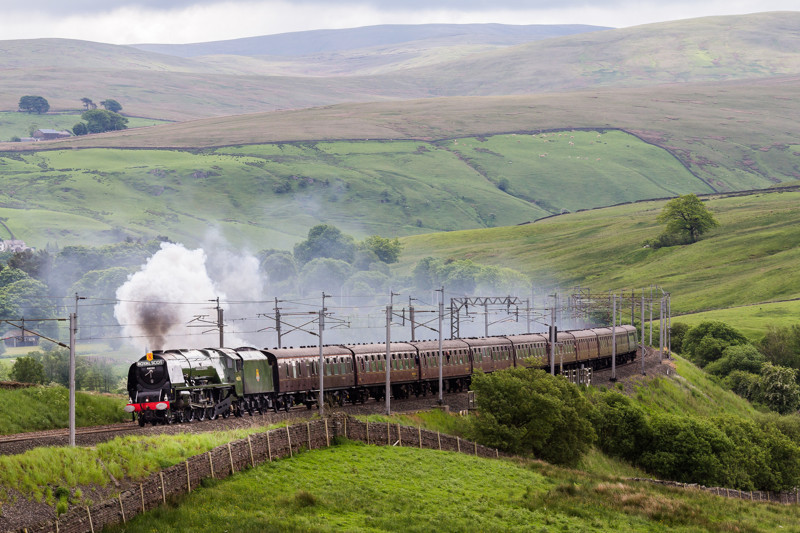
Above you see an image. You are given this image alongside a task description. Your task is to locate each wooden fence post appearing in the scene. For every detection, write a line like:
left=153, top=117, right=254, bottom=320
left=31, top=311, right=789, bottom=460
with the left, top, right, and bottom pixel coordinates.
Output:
left=418, top=426, right=422, bottom=448
left=208, top=452, right=215, bottom=478
left=397, top=424, right=402, bottom=446
left=267, top=431, right=272, bottom=461
left=186, top=460, right=191, bottom=492
left=366, top=422, right=370, bottom=444
left=287, top=426, right=293, bottom=457
left=438, top=431, right=441, bottom=450
left=140, top=483, right=145, bottom=513
left=160, top=472, right=166, bottom=503
left=307, top=422, right=312, bottom=449
left=248, top=435, right=255, bottom=468
left=325, top=419, right=330, bottom=446
left=86, top=507, right=94, bottom=533
left=119, top=495, right=126, bottom=523
left=228, top=443, right=235, bottom=474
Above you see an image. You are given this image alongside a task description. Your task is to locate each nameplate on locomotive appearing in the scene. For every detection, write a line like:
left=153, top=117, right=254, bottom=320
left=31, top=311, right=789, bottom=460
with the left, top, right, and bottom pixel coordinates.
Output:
left=137, top=359, right=165, bottom=367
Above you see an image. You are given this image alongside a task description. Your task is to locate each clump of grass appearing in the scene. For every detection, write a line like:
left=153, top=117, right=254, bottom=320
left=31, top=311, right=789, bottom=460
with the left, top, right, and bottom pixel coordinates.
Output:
left=293, top=489, right=317, bottom=508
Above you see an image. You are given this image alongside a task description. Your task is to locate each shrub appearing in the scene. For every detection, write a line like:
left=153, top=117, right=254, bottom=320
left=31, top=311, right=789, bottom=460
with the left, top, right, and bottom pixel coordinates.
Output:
left=705, top=344, right=765, bottom=377
left=681, top=321, right=749, bottom=367
left=638, top=414, right=732, bottom=487
left=469, top=368, right=596, bottom=466
left=589, top=391, right=652, bottom=463
left=759, top=324, right=800, bottom=370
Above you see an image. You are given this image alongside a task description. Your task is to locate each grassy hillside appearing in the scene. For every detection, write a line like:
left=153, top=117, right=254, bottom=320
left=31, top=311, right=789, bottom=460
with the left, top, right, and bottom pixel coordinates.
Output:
left=396, top=189, right=800, bottom=315
left=0, top=132, right=707, bottom=248
left=0, top=386, right=126, bottom=434
left=671, top=300, right=800, bottom=342
left=107, top=441, right=799, bottom=533
left=7, top=76, right=798, bottom=194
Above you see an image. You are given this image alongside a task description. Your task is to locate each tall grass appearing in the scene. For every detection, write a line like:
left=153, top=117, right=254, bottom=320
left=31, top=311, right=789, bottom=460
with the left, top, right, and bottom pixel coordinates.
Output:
left=0, top=428, right=266, bottom=503
left=105, top=441, right=800, bottom=533
left=0, top=386, right=128, bottom=434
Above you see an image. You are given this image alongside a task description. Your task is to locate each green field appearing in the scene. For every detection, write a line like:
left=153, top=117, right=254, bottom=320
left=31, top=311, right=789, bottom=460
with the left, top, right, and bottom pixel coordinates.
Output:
left=0, top=112, right=168, bottom=143
left=396, top=189, right=800, bottom=315
left=0, top=131, right=708, bottom=248
left=107, top=440, right=800, bottom=533
left=671, top=300, right=800, bottom=342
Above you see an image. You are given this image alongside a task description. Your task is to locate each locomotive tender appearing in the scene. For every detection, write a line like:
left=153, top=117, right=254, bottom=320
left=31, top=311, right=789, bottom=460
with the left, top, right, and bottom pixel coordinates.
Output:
left=126, top=325, right=638, bottom=426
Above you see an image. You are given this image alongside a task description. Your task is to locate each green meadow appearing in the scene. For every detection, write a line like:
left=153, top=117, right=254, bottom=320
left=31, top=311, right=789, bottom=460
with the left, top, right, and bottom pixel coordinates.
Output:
left=0, top=112, right=168, bottom=142
left=107, top=440, right=800, bottom=533
left=397, top=189, right=800, bottom=314
left=0, top=131, right=705, bottom=248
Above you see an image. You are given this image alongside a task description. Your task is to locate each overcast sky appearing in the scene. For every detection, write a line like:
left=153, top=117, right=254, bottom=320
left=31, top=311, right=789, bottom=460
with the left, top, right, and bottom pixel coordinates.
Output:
left=2, top=0, right=797, bottom=44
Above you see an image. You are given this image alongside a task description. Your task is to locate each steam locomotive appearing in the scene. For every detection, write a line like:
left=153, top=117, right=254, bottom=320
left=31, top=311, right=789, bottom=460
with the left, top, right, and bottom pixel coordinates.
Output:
left=126, top=325, right=638, bottom=426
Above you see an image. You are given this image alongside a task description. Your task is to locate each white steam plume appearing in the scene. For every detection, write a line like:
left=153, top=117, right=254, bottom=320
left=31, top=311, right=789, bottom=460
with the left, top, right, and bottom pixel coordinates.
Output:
left=115, top=242, right=226, bottom=353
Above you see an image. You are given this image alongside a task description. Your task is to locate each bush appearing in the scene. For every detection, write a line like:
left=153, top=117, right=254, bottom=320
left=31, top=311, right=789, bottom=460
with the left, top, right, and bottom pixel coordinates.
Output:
left=469, top=368, right=596, bottom=466
left=638, top=414, right=732, bottom=487
left=589, top=392, right=652, bottom=463
left=759, top=324, right=800, bottom=370
left=681, top=321, right=749, bottom=367
left=705, top=344, right=765, bottom=377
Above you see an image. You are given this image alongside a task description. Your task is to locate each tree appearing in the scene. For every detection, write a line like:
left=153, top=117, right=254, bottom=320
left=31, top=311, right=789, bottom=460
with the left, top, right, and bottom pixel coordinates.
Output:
left=759, top=324, right=800, bottom=370
left=8, top=249, right=51, bottom=281
left=80, top=97, right=96, bottom=110
left=80, top=109, right=128, bottom=133
left=757, top=363, right=800, bottom=414
left=72, top=122, right=88, bottom=136
left=468, top=368, right=596, bottom=465
left=99, top=99, right=122, bottom=113
left=293, top=224, right=356, bottom=266
left=705, top=344, right=765, bottom=377
left=359, top=235, right=402, bottom=264
left=656, top=194, right=719, bottom=244
left=10, top=356, right=45, bottom=384
left=681, top=321, right=749, bottom=367
left=18, top=95, right=50, bottom=114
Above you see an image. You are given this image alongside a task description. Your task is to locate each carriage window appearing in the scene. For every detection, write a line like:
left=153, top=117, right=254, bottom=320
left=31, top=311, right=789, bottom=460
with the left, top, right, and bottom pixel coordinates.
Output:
left=227, top=358, right=233, bottom=369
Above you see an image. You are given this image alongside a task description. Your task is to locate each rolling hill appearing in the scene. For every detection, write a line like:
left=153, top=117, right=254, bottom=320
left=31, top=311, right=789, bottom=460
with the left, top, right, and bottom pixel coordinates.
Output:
left=394, top=188, right=800, bottom=314
left=0, top=130, right=707, bottom=249
left=0, top=13, right=797, bottom=121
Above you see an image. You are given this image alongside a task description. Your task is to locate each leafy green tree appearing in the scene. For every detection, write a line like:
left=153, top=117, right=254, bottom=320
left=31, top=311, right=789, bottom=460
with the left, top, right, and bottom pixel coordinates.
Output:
left=638, top=414, right=732, bottom=486
left=589, top=391, right=652, bottom=463
left=72, top=122, right=88, bottom=136
left=8, top=249, right=51, bottom=281
left=469, top=368, right=596, bottom=466
left=359, top=235, right=402, bottom=264
left=293, top=224, right=356, bottom=266
left=99, top=99, right=122, bottom=113
left=757, top=363, right=800, bottom=414
left=10, top=356, right=45, bottom=384
left=298, top=258, right=353, bottom=295
left=656, top=194, right=719, bottom=244
left=80, top=97, right=95, bottom=110
left=18, top=95, right=50, bottom=114
left=705, top=344, right=765, bottom=377
left=681, top=321, right=748, bottom=367
left=724, top=370, right=761, bottom=402
left=259, top=250, right=297, bottom=283
left=759, top=324, right=800, bottom=370
left=80, top=109, right=128, bottom=133
left=669, top=322, right=690, bottom=353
